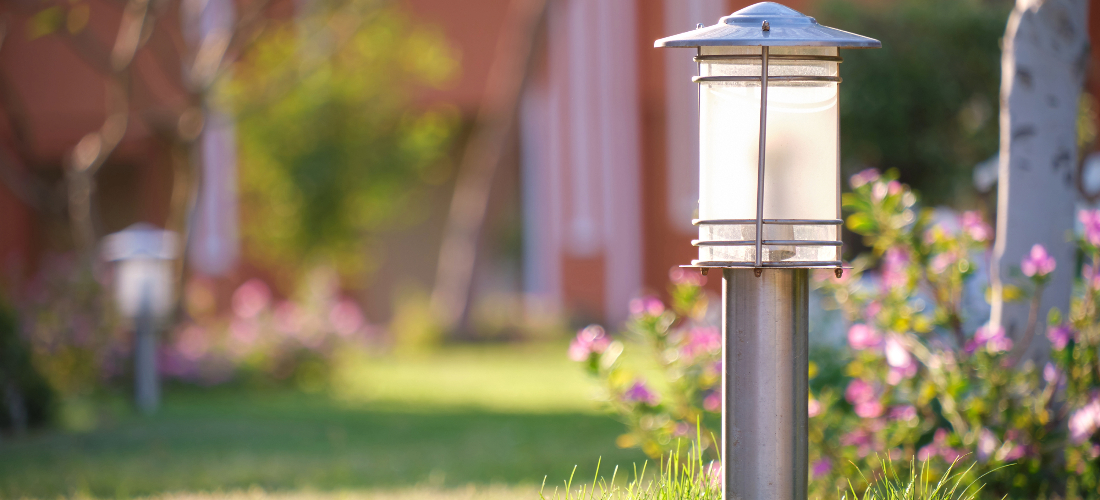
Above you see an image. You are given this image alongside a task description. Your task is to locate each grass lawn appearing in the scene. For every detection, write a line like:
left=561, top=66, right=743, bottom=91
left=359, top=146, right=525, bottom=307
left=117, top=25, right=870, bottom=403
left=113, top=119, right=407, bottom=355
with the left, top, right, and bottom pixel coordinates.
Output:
left=0, top=343, right=647, bottom=499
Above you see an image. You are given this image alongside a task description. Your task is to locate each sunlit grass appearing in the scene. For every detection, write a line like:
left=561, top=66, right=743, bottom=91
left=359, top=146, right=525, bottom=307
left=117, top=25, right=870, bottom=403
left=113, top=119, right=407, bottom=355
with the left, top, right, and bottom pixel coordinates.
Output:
left=328, top=343, right=602, bottom=413
left=0, top=343, right=645, bottom=499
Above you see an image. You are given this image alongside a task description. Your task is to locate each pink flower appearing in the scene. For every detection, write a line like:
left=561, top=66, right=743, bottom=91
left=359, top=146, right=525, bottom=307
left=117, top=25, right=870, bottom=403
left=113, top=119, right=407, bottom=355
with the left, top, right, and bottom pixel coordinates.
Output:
left=1068, top=396, right=1100, bottom=445
left=808, top=397, right=821, bottom=418
left=811, top=458, right=832, bottom=478
left=977, top=428, right=999, bottom=463
left=930, top=252, right=958, bottom=274
left=174, top=325, right=210, bottom=362
left=848, top=324, right=882, bottom=351
left=884, top=335, right=913, bottom=369
left=888, top=405, right=917, bottom=422
left=881, top=248, right=910, bottom=290
left=855, top=400, right=884, bottom=418
left=329, top=299, right=364, bottom=336
left=850, top=168, right=881, bottom=188
left=681, top=327, right=721, bottom=361
left=231, top=279, right=271, bottom=319
left=669, top=267, right=706, bottom=287
left=1083, top=265, right=1100, bottom=290
left=845, top=379, right=876, bottom=405
left=1080, top=209, right=1100, bottom=246
left=966, top=325, right=1012, bottom=354
left=1044, top=362, right=1061, bottom=385
left=568, top=325, right=611, bottom=362
left=704, top=391, right=722, bottom=412
left=273, top=301, right=305, bottom=334
left=961, top=211, right=992, bottom=242
left=871, top=182, right=889, bottom=201
left=917, top=429, right=962, bottom=463
left=629, top=296, right=665, bottom=317
left=623, top=379, right=659, bottom=406
left=1047, top=324, right=1074, bottom=350
left=703, top=461, right=723, bottom=489
left=1021, top=244, right=1056, bottom=278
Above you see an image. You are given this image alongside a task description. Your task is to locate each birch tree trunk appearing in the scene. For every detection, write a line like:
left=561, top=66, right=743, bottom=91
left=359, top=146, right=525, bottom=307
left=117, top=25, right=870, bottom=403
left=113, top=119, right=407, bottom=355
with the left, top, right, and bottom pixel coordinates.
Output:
left=990, top=0, right=1089, bottom=361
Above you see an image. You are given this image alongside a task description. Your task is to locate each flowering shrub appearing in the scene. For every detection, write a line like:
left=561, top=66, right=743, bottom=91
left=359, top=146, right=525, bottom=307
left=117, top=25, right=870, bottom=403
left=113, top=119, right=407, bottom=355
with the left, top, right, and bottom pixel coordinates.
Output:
left=164, top=268, right=376, bottom=389
left=573, top=169, right=1100, bottom=499
left=812, top=169, right=1099, bottom=498
left=569, top=268, right=722, bottom=459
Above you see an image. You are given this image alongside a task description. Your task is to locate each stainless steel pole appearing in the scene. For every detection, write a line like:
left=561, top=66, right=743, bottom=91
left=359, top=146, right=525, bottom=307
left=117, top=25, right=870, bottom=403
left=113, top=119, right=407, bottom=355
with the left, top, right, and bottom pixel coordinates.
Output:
left=134, top=294, right=159, bottom=414
left=722, top=268, right=809, bottom=500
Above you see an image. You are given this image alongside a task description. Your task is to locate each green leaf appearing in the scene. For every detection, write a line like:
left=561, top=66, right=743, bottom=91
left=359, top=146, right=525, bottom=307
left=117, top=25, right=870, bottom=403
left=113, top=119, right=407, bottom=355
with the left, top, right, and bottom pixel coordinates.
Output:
left=847, top=212, right=876, bottom=235
left=27, top=7, right=64, bottom=39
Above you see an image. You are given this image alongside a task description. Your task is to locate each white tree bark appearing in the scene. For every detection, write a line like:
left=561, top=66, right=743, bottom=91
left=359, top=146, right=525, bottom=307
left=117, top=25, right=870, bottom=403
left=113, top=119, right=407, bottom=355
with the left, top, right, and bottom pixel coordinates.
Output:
left=991, top=0, right=1089, bottom=361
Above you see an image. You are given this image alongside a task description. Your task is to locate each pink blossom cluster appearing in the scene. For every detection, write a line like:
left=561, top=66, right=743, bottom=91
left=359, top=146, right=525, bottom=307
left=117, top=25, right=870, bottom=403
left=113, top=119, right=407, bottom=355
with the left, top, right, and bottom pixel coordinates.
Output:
left=680, top=327, right=721, bottom=361
left=669, top=267, right=707, bottom=287
left=847, top=324, right=882, bottom=350
left=163, top=275, right=372, bottom=384
left=628, top=295, right=665, bottom=317
left=1047, top=324, right=1076, bottom=351
left=1080, top=209, right=1100, bottom=247
left=881, top=247, right=911, bottom=291
left=884, top=334, right=918, bottom=385
left=976, top=428, right=1027, bottom=463
left=845, top=379, right=883, bottom=418
left=917, top=428, right=963, bottom=463
left=1068, top=395, right=1100, bottom=445
left=623, top=379, right=659, bottom=406
left=1021, top=244, right=1056, bottom=278
left=840, top=423, right=883, bottom=458
left=1083, top=264, right=1100, bottom=290
left=568, top=325, right=611, bottom=362
left=965, top=325, right=1013, bottom=354
left=847, top=325, right=917, bottom=384
left=960, top=211, right=992, bottom=242
left=849, top=168, right=881, bottom=188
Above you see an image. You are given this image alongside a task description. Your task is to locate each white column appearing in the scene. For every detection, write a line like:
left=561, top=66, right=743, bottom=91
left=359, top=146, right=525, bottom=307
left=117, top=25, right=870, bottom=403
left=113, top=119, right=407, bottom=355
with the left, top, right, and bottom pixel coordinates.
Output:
left=597, top=0, right=643, bottom=325
left=183, top=0, right=240, bottom=276
left=664, top=0, right=727, bottom=231
left=991, top=0, right=1088, bottom=360
left=520, top=81, right=562, bottom=315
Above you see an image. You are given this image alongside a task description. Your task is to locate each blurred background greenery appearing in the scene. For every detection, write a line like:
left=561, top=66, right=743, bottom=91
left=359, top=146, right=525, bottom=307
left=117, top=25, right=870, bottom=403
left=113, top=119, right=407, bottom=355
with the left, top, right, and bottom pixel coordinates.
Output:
left=1, top=0, right=1087, bottom=498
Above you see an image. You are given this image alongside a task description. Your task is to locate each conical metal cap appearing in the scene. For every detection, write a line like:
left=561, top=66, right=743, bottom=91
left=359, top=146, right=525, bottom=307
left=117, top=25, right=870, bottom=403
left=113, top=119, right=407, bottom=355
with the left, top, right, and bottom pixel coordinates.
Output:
left=655, top=2, right=880, bottom=49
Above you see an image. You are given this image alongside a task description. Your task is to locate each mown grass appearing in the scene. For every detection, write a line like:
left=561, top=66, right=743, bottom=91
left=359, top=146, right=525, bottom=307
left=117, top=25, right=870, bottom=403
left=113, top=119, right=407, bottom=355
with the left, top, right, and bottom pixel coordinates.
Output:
left=0, top=343, right=645, bottom=499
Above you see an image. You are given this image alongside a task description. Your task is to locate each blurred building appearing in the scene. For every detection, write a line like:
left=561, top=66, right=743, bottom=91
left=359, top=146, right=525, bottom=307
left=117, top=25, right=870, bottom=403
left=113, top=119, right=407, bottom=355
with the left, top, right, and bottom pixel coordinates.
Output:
left=6, top=0, right=1100, bottom=328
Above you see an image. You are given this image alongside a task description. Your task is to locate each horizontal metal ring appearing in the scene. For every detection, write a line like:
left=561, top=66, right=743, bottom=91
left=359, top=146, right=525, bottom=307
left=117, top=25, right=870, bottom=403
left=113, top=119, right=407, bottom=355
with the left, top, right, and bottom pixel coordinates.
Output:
left=692, top=75, right=842, bottom=83
left=691, top=260, right=843, bottom=268
left=694, top=55, right=843, bottom=63
left=693, top=240, right=842, bottom=247
left=693, top=219, right=843, bottom=226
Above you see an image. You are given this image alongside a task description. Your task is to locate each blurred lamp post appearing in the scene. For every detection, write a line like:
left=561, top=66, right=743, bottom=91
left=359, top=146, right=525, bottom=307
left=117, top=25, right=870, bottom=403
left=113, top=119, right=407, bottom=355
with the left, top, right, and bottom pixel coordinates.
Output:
left=656, top=3, right=879, bottom=499
left=102, top=223, right=180, bottom=414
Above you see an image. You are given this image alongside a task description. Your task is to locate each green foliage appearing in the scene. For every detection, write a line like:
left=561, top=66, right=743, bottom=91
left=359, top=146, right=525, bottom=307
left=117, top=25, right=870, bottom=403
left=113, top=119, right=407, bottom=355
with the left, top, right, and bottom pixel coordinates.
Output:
left=815, top=0, right=1009, bottom=205
left=816, top=170, right=1100, bottom=499
left=568, top=270, right=721, bottom=460
left=539, top=440, right=720, bottom=500
left=0, top=301, right=54, bottom=431
left=224, top=4, right=459, bottom=282
left=844, top=459, right=996, bottom=500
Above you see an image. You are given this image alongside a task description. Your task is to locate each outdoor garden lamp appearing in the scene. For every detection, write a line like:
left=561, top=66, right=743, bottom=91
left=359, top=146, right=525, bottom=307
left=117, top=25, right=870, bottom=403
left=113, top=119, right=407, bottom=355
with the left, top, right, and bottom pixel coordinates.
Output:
left=656, top=4, right=879, bottom=500
left=656, top=1, right=879, bottom=272
left=102, top=223, right=180, bottom=321
left=102, top=223, right=180, bottom=414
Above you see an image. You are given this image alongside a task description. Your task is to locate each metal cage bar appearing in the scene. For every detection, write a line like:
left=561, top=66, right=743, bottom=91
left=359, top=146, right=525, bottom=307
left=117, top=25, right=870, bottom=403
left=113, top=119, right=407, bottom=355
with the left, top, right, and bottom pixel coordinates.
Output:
left=693, top=218, right=843, bottom=226
left=695, top=54, right=843, bottom=63
left=754, top=47, right=770, bottom=267
left=693, top=75, right=842, bottom=83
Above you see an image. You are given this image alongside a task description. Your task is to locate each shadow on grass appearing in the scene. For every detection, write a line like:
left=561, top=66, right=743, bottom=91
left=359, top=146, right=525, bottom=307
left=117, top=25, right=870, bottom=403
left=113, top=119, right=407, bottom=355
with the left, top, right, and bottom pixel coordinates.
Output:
left=0, top=389, right=645, bottom=499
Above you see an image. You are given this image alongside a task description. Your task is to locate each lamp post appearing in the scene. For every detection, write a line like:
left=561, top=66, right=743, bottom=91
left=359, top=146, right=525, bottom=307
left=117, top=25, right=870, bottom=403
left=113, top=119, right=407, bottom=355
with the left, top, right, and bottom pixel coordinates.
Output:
left=656, top=3, right=879, bottom=499
left=102, top=223, right=180, bottom=414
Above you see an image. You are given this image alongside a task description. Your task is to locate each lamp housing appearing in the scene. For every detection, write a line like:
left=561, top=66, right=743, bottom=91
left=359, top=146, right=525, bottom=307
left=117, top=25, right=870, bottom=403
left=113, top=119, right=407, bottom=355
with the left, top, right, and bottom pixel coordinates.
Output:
left=656, top=2, right=879, bottom=269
